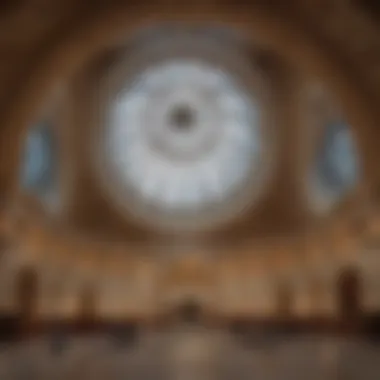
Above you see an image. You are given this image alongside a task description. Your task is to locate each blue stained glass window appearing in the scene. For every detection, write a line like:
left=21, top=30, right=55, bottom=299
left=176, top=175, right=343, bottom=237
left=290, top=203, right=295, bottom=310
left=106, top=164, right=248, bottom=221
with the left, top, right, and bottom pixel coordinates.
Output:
left=314, top=121, right=358, bottom=199
left=20, top=124, right=55, bottom=195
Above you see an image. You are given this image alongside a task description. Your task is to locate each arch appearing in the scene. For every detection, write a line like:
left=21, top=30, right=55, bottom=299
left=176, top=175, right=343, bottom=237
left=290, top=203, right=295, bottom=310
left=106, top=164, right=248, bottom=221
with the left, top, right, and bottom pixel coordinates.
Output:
left=337, top=267, right=362, bottom=322
left=275, top=280, right=293, bottom=318
left=174, top=298, right=203, bottom=324
left=76, top=287, right=97, bottom=331
left=0, top=3, right=378, bottom=210
left=15, top=266, right=38, bottom=335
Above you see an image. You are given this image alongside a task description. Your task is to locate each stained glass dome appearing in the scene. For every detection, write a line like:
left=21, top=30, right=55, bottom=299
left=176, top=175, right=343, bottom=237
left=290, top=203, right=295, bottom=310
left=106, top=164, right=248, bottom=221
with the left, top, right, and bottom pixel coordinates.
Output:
left=107, top=60, right=259, bottom=212
left=95, top=29, right=272, bottom=233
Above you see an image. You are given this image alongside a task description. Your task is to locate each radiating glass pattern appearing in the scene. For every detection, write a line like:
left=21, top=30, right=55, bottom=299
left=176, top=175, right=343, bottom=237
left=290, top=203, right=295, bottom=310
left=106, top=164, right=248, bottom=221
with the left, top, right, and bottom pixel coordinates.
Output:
left=106, top=60, right=261, bottom=214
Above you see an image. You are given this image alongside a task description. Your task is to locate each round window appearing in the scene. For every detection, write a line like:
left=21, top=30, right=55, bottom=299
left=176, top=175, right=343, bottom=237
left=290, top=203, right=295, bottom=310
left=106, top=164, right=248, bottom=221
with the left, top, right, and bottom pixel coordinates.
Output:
left=94, top=28, right=275, bottom=233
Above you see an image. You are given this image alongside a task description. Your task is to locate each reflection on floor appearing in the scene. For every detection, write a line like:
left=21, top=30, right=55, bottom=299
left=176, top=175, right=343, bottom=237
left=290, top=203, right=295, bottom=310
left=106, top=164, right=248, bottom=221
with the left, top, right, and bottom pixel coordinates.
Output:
left=0, top=326, right=380, bottom=380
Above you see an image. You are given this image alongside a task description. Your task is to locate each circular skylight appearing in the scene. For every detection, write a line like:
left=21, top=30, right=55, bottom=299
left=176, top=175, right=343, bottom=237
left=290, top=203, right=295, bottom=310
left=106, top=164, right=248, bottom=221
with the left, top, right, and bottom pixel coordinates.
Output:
left=107, top=61, right=259, bottom=213
left=94, top=28, right=273, bottom=233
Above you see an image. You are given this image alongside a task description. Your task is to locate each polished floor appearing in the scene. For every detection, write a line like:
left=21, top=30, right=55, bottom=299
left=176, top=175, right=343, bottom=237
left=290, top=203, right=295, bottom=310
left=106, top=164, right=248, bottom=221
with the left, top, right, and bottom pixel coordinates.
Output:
left=0, top=326, right=379, bottom=379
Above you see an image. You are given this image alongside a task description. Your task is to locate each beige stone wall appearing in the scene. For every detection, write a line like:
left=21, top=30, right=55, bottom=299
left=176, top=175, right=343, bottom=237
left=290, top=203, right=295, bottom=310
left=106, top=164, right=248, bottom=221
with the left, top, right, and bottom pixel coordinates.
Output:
left=0, top=0, right=379, bottom=322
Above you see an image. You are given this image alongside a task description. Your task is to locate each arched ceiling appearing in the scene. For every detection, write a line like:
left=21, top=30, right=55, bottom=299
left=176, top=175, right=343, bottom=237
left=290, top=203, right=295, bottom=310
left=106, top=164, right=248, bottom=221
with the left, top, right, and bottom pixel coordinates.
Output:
left=0, top=0, right=379, bottom=324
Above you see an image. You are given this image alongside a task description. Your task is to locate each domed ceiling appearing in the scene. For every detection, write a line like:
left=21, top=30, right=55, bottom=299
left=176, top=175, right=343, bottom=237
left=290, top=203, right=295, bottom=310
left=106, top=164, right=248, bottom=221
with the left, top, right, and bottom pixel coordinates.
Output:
left=18, top=25, right=363, bottom=239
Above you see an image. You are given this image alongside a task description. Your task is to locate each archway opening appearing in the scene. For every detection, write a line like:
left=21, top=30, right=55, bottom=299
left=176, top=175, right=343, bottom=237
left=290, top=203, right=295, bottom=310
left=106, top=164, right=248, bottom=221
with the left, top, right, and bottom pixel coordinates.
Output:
left=16, top=267, right=38, bottom=336
left=337, top=267, right=362, bottom=324
left=174, top=299, right=203, bottom=325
